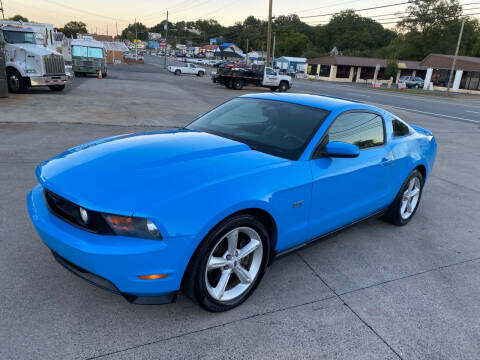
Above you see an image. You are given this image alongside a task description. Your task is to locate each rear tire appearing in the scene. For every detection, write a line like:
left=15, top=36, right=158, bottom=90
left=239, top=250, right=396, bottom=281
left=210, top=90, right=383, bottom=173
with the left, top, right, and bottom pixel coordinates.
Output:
left=385, top=169, right=424, bottom=226
left=6, top=68, right=27, bottom=93
left=278, top=81, right=288, bottom=92
left=183, top=214, right=270, bottom=312
left=48, top=85, right=65, bottom=92
left=233, top=78, right=244, bottom=90
left=175, top=69, right=181, bottom=76
left=198, top=70, right=205, bottom=77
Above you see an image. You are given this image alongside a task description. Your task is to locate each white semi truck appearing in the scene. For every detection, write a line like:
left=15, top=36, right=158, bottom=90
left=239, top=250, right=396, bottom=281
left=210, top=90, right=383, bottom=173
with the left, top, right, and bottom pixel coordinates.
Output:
left=0, top=24, right=69, bottom=92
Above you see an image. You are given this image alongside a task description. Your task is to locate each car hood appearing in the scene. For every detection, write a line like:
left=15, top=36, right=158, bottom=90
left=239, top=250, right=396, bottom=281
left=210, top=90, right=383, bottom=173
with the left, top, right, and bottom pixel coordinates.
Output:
left=36, top=130, right=286, bottom=215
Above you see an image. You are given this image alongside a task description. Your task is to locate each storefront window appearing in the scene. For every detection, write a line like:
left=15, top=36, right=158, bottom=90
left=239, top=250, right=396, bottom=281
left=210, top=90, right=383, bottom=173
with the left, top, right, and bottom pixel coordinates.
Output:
left=431, top=69, right=451, bottom=87
left=360, top=67, right=375, bottom=80
left=377, top=68, right=386, bottom=80
left=336, top=65, right=351, bottom=78
left=460, top=71, right=480, bottom=91
left=308, top=64, right=318, bottom=75
left=319, top=65, right=330, bottom=77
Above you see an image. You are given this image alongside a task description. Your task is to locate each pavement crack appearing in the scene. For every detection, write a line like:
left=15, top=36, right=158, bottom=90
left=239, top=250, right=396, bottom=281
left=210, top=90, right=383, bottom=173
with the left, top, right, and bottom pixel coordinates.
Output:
left=430, top=174, right=480, bottom=195
left=339, top=256, right=480, bottom=297
left=84, top=294, right=337, bottom=360
left=297, top=253, right=404, bottom=360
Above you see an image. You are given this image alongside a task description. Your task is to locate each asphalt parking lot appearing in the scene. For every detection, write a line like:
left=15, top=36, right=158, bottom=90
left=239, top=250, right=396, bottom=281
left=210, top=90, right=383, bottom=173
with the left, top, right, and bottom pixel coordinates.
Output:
left=1, top=58, right=480, bottom=359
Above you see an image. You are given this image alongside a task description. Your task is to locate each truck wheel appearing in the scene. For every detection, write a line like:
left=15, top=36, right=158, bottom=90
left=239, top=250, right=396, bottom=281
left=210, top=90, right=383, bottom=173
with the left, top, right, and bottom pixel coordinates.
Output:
left=198, top=71, right=205, bottom=77
left=278, top=81, right=288, bottom=92
left=48, top=85, right=66, bottom=92
left=233, top=79, right=244, bottom=90
left=175, top=69, right=181, bottom=76
left=6, top=68, right=27, bottom=93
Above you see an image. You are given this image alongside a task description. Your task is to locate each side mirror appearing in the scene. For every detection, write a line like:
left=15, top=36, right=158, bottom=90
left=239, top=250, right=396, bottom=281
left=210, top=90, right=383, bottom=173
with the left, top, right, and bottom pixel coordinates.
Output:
left=324, top=141, right=359, bottom=158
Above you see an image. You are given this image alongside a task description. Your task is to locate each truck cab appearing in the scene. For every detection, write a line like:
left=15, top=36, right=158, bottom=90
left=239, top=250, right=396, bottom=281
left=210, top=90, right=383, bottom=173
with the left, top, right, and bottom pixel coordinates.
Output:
left=0, top=24, right=69, bottom=92
left=71, top=39, right=107, bottom=77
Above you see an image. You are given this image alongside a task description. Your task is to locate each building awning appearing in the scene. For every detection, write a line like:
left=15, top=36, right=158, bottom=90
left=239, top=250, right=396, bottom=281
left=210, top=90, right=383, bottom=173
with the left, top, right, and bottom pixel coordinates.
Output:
left=420, top=53, right=480, bottom=71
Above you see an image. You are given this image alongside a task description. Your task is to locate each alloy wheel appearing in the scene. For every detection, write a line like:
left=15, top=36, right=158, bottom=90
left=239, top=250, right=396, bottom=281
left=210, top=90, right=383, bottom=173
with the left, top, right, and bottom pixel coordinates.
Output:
left=400, top=177, right=421, bottom=219
left=205, top=227, right=263, bottom=302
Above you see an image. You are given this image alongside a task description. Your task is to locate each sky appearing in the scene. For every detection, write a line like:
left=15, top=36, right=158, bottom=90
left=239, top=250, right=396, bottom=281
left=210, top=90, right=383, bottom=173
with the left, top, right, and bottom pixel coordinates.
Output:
left=2, top=0, right=478, bottom=34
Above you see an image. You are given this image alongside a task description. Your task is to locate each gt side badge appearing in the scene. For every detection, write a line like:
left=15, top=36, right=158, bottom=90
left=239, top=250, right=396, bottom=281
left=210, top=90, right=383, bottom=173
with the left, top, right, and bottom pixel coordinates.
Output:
left=293, top=200, right=304, bottom=208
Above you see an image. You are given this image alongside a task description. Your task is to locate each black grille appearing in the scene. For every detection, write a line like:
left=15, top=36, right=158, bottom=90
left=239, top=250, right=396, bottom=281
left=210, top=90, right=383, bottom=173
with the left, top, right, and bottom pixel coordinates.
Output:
left=43, top=189, right=114, bottom=235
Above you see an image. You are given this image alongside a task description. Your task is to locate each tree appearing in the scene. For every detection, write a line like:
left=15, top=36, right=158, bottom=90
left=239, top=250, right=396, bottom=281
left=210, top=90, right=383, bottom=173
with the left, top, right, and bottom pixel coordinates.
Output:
left=121, top=22, right=148, bottom=41
left=9, top=15, right=29, bottom=22
left=58, top=21, right=87, bottom=39
left=277, top=32, right=311, bottom=57
left=385, top=61, right=399, bottom=81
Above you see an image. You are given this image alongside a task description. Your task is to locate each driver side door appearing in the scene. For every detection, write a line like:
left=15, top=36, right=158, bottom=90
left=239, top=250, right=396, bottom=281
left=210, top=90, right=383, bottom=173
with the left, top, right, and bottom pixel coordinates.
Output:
left=308, top=111, right=394, bottom=238
left=263, top=67, right=278, bottom=86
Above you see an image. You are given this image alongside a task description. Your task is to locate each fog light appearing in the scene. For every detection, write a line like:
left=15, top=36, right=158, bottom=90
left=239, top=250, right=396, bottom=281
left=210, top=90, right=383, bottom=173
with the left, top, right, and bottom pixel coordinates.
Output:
left=79, top=207, right=89, bottom=224
left=138, top=274, right=168, bottom=280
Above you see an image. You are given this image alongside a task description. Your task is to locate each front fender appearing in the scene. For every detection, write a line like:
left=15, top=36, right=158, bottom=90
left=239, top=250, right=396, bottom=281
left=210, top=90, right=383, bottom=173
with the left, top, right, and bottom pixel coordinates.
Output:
left=6, top=62, right=26, bottom=77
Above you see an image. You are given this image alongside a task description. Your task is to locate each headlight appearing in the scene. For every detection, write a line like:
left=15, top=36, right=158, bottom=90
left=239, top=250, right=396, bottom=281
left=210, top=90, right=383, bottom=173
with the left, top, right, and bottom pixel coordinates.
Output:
left=26, top=69, right=37, bottom=74
left=103, top=214, right=162, bottom=240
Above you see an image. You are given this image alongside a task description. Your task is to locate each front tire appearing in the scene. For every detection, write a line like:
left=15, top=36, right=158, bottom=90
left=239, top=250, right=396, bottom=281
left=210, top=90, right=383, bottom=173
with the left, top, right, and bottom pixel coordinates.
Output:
left=278, top=81, right=288, bottom=92
left=385, top=169, right=424, bottom=226
left=175, top=69, right=181, bottom=76
left=6, top=68, right=27, bottom=93
left=183, top=214, right=270, bottom=312
left=197, top=70, right=205, bottom=77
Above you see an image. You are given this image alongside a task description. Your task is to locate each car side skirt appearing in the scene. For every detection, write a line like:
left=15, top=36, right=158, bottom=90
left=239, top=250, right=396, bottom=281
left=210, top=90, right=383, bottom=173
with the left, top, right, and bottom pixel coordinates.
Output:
left=274, top=208, right=388, bottom=259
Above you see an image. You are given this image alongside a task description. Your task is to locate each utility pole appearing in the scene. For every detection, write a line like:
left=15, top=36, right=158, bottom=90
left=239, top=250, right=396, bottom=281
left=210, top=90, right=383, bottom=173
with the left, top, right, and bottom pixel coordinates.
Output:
left=116, top=22, right=119, bottom=39
left=272, top=32, right=276, bottom=67
left=246, top=38, right=249, bottom=66
left=135, top=18, right=138, bottom=60
left=447, top=18, right=465, bottom=93
left=265, top=0, right=273, bottom=67
left=0, top=0, right=4, bottom=19
left=163, top=11, right=169, bottom=69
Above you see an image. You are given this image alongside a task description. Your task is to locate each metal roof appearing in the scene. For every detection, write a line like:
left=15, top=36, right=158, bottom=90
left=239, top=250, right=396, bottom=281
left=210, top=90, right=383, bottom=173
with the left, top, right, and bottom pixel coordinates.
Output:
left=72, top=38, right=105, bottom=48
left=420, top=53, right=480, bottom=71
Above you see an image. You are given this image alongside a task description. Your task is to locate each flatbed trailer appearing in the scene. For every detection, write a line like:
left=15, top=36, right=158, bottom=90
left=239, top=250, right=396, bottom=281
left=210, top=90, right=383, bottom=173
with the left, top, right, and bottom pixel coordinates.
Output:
left=212, top=65, right=291, bottom=92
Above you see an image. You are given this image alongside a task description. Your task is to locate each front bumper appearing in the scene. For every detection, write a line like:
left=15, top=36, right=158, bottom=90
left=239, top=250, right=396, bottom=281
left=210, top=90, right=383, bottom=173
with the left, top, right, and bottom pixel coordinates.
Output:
left=27, top=185, right=191, bottom=304
left=30, top=75, right=69, bottom=87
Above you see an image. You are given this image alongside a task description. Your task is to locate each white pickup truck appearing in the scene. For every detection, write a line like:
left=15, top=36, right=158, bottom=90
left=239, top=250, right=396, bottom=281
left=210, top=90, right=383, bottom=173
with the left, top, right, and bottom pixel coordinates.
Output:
left=0, top=24, right=69, bottom=92
left=168, top=63, right=206, bottom=76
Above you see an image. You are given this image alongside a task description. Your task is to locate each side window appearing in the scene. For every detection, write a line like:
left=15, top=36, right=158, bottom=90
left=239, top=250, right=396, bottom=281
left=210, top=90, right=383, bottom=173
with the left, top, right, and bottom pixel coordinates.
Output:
left=266, top=68, right=275, bottom=75
left=392, top=119, right=410, bottom=137
left=328, top=112, right=385, bottom=149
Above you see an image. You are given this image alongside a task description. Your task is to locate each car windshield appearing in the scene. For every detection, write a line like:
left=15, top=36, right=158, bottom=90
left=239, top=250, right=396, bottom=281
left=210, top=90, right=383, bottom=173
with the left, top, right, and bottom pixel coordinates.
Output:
left=187, top=98, right=330, bottom=160
left=3, top=30, right=36, bottom=44
left=72, top=45, right=104, bottom=59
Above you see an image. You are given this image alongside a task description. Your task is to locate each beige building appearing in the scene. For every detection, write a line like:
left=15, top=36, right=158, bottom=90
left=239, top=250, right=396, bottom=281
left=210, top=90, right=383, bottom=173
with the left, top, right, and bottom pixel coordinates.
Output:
left=420, top=54, right=480, bottom=93
left=305, top=56, right=425, bottom=84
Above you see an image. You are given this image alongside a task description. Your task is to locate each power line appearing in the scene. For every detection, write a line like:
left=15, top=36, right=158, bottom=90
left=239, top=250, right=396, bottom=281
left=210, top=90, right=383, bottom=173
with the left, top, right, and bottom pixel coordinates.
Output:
left=299, top=1, right=412, bottom=19
left=38, top=0, right=130, bottom=22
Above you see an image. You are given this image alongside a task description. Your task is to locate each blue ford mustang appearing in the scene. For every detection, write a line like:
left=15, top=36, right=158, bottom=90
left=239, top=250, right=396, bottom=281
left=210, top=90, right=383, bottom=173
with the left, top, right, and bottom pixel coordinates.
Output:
left=28, top=93, right=437, bottom=311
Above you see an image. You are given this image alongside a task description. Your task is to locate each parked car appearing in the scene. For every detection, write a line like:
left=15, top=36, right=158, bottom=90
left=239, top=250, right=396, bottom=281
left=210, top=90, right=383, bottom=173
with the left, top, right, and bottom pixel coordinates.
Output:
left=399, top=76, right=425, bottom=89
left=27, top=93, right=437, bottom=312
left=167, top=63, right=206, bottom=76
